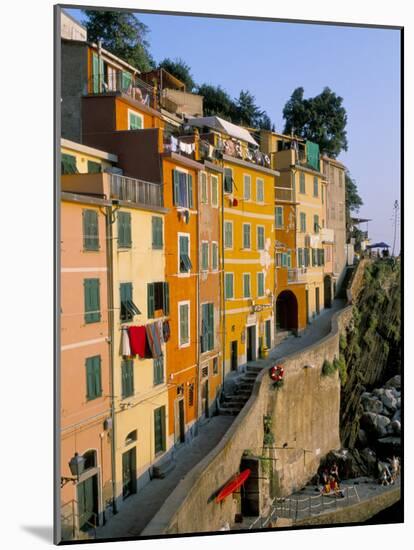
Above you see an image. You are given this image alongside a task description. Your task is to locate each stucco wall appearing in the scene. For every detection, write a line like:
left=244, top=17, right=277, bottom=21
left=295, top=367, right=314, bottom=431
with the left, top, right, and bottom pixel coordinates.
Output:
left=142, top=303, right=353, bottom=535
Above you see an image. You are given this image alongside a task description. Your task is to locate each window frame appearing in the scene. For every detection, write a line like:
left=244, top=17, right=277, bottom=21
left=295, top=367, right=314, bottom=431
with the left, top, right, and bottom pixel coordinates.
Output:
left=83, top=209, right=100, bottom=251
left=225, top=272, right=234, bottom=299
left=117, top=211, right=132, bottom=248
left=121, top=358, right=134, bottom=399
left=275, top=206, right=283, bottom=229
left=151, top=216, right=163, bottom=249
left=257, top=225, right=265, bottom=250
left=178, top=300, right=190, bottom=348
left=243, top=174, right=252, bottom=201
left=212, top=241, right=219, bottom=271
left=300, top=212, right=306, bottom=233
left=223, top=167, right=233, bottom=194
left=211, top=174, right=219, bottom=207
left=224, top=220, right=233, bottom=250
left=243, top=273, right=251, bottom=298
left=178, top=232, right=191, bottom=276
left=242, top=223, right=251, bottom=250
left=84, top=278, right=101, bottom=324
left=85, top=355, right=102, bottom=401
left=257, top=271, right=265, bottom=297
left=128, top=108, right=144, bottom=130
left=201, top=241, right=209, bottom=272
left=256, top=177, right=264, bottom=203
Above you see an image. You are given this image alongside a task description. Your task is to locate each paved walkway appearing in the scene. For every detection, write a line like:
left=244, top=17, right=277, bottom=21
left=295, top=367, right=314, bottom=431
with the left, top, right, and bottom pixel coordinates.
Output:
left=95, top=299, right=346, bottom=539
left=96, top=415, right=234, bottom=539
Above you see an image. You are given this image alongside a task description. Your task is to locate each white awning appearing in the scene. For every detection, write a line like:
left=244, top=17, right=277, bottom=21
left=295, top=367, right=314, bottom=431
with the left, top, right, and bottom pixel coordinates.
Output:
left=186, top=116, right=259, bottom=147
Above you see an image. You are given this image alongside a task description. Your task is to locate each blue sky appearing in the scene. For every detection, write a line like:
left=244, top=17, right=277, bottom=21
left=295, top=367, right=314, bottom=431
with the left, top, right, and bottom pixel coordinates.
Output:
left=67, top=8, right=401, bottom=252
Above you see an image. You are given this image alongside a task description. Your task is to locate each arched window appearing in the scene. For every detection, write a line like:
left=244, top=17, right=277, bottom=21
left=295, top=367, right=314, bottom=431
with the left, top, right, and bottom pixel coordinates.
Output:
left=82, top=450, right=97, bottom=470
left=125, top=430, right=137, bottom=446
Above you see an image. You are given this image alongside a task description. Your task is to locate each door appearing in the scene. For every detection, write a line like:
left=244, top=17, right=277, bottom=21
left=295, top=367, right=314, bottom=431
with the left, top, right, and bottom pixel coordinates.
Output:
left=247, top=326, right=256, bottom=362
left=305, top=289, right=309, bottom=325
left=324, top=276, right=332, bottom=308
left=122, top=447, right=137, bottom=499
left=77, top=475, right=98, bottom=531
left=202, top=380, right=209, bottom=418
left=231, top=341, right=238, bottom=371
left=175, top=398, right=185, bottom=444
left=265, top=320, right=271, bottom=349
left=315, top=287, right=320, bottom=315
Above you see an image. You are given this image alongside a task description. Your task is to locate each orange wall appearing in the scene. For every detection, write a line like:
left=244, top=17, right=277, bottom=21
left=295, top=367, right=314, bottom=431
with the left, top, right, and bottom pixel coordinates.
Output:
left=163, top=158, right=199, bottom=435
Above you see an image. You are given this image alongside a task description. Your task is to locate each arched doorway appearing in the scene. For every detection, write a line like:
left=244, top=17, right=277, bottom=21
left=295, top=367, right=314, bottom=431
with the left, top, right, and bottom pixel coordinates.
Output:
left=324, top=275, right=332, bottom=308
left=276, top=290, right=298, bottom=331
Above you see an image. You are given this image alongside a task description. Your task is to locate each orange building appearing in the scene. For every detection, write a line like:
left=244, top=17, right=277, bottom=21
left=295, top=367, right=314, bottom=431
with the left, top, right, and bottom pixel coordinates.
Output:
left=60, top=190, right=113, bottom=538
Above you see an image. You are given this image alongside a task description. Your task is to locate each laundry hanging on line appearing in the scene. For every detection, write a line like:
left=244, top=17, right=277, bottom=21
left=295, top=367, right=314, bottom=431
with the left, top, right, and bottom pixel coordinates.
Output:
left=121, top=326, right=131, bottom=356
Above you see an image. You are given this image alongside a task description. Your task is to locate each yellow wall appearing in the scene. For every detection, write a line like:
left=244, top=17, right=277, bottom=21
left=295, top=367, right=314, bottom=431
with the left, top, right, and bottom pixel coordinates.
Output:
left=61, top=145, right=113, bottom=173
left=111, top=205, right=170, bottom=501
left=223, top=160, right=275, bottom=374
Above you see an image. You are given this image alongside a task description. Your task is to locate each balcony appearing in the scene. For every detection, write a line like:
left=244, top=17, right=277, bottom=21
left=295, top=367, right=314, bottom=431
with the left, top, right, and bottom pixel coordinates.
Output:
left=86, top=72, right=156, bottom=109
left=320, top=227, right=335, bottom=243
left=275, top=186, right=294, bottom=202
left=287, top=267, right=308, bottom=284
left=61, top=172, right=164, bottom=208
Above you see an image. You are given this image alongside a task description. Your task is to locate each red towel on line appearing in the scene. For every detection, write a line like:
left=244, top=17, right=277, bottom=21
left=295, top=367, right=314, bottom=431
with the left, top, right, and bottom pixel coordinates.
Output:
left=128, top=326, right=147, bottom=358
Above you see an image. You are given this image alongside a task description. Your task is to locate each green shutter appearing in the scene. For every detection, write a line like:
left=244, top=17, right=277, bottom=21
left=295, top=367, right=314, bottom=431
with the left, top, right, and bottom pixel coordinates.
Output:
left=86, top=356, right=101, bottom=400
left=208, top=303, right=214, bottom=350
left=300, top=172, right=305, bottom=194
left=121, top=71, right=132, bottom=91
left=173, top=170, right=180, bottom=205
left=153, top=357, right=164, bottom=385
left=120, top=283, right=134, bottom=321
left=121, top=359, right=134, bottom=398
left=92, top=53, right=99, bottom=93
left=224, top=168, right=233, bottom=193
left=118, top=212, right=131, bottom=248
left=163, top=283, right=170, bottom=315
left=258, top=272, right=264, bottom=296
left=61, top=153, right=78, bottom=174
left=188, top=174, right=193, bottom=208
left=84, top=278, right=100, bottom=323
left=83, top=210, right=99, bottom=251
left=147, top=283, right=155, bottom=318
left=152, top=217, right=163, bottom=249
left=154, top=407, right=166, bottom=454
left=87, top=160, right=101, bottom=174
left=298, top=248, right=303, bottom=267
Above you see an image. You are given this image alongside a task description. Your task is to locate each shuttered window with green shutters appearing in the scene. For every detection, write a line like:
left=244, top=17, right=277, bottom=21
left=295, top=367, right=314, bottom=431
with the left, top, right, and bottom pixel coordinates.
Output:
left=314, top=215, right=319, bottom=233
left=312, top=248, right=317, bottom=266
left=87, top=160, right=101, bottom=174
left=128, top=111, right=143, bottom=129
left=83, top=209, right=99, bottom=251
left=304, top=248, right=310, bottom=267
left=256, top=178, right=264, bottom=202
left=86, top=356, right=102, bottom=400
left=147, top=282, right=169, bottom=317
left=257, top=226, right=265, bottom=250
left=212, top=242, right=219, bottom=271
left=84, top=278, right=101, bottom=323
left=172, top=170, right=193, bottom=208
left=300, top=212, right=306, bottom=232
left=225, top=273, right=234, bottom=299
left=121, top=359, right=134, bottom=398
left=201, top=303, right=214, bottom=353
left=298, top=248, right=303, bottom=267
left=243, top=224, right=251, bottom=249
left=223, top=168, right=233, bottom=193
left=120, top=282, right=141, bottom=322
left=257, top=272, right=265, bottom=297
left=153, top=357, right=164, bottom=386
left=179, top=303, right=189, bottom=346
left=152, top=217, right=163, bottom=249
left=243, top=274, right=251, bottom=298
left=275, top=206, right=283, bottom=228
left=201, top=242, right=209, bottom=271
left=154, top=406, right=166, bottom=454
left=299, top=172, right=306, bottom=194
left=179, top=235, right=192, bottom=273
left=117, top=212, right=132, bottom=248
left=313, top=176, right=319, bottom=197
left=224, top=222, right=233, bottom=249
left=61, top=153, right=78, bottom=174
left=211, top=175, right=218, bottom=206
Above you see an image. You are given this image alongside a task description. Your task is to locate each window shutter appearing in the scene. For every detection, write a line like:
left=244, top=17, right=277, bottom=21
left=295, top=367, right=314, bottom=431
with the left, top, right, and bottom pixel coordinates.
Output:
left=208, top=303, right=214, bottom=350
left=163, top=282, right=170, bottom=315
left=147, top=283, right=155, bottom=318
left=173, top=170, right=179, bottom=205
left=94, top=356, right=102, bottom=397
left=84, top=279, right=100, bottom=323
left=188, top=174, right=193, bottom=208
left=152, top=217, right=163, bottom=249
left=86, top=358, right=95, bottom=399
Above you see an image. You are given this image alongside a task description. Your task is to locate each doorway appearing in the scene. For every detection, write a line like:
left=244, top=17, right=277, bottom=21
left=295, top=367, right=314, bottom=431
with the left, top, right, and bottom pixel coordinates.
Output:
left=231, top=340, right=238, bottom=371
left=240, top=456, right=260, bottom=517
left=77, top=474, right=98, bottom=531
left=246, top=325, right=256, bottom=362
left=265, top=319, right=272, bottom=349
left=122, top=447, right=137, bottom=500
left=315, top=287, right=320, bottom=315
left=201, top=379, right=209, bottom=418
left=324, top=275, right=332, bottom=308
left=175, top=398, right=185, bottom=444
left=276, top=290, right=298, bottom=330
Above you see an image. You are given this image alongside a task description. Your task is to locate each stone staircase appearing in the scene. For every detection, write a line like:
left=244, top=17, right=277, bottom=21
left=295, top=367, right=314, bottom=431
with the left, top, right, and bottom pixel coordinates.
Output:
left=218, top=364, right=263, bottom=416
left=274, top=329, right=291, bottom=346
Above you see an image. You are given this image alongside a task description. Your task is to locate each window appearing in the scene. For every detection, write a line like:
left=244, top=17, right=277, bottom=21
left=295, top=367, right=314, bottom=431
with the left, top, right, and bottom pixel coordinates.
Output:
left=211, top=175, right=218, bottom=207
left=304, top=248, right=310, bottom=267
left=147, top=282, right=169, bottom=318
left=276, top=253, right=282, bottom=267
left=201, top=303, right=214, bottom=353
left=125, top=430, right=137, bottom=445
left=287, top=253, right=292, bottom=267
left=200, top=172, right=208, bottom=204
left=298, top=248, right=303, bottom=267
left=257, top=226, right=265, bottom=250
left=121, top=359, right=134, bottom=398
left=275, top=206, right=283, bottom=228
left=212, top=242, right=219, bottom=271
left=84, top=278, right=101, bottom=323
left=152, top=217, right=163, bottom=249
left=188, top=384, right=194, bottom=406
left=257, top=272, right=265, bottom=297
left=173, top=170, right=193, bottom=208
left=299, top=172, right=306, bottom=194
left=61, top=153, right=78, bottom=174
left=117, top=212, right=132, bottom=248
left=243, top=224, right=251, bottom=249
left=314, top=215, right=319, bottom=234
left=128, top=110, right=143, bottom=130
left=83, top=209, right=99, bottom=251
left=85, top=356, right=102, bottom=400
left=153, top=356, right=164, bottom=385
left=243, top=174, right=251, bottom=200
left=225, top=273, right=234, bottom=299
left=213, top=357, right=219, bottom=374
left=87, top=160, right=101, bottom=174
left=321, top=184, right=324, bottom=204
left=300, top=212, right=306, bottom=232
left=179, top=302, right=190, bottom=347
left=120, top=282, right=141, bottom=322
left=154, top=406, right=166, bottom=454
left=312, top=248, right=317, bottom=266
left=179, top=234, right=192, bottom=273
left=201, top=242, right=209, bottom=271
left=224, top=167, right=233, bottom=193
left=83, top=450, right=97, bottom=470
left=243, top=273, right=251, bottom=298
left=256, top=178, right=264, bottom=202
left=313, top=176, right=319, bottom=197
left=224, top=221, right=233, bottom=249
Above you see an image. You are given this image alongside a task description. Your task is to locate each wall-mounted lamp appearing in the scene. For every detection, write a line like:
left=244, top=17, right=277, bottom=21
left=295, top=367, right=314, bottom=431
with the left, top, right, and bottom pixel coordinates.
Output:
left=61, top=452, right=85, bottom=487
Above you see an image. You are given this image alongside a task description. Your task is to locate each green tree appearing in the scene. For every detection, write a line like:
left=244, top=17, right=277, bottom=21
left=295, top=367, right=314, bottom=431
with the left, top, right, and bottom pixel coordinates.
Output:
left=345, top=171, right=364, bottom=246
left=83, top=10, right=155, bottom=72
left=159, top=57, right=195, bottom=91
left=196, top=84, right=237, bottom=120
left=283, top=86, right=348, bottom=158
left=234, top=89, right=264, bottom=127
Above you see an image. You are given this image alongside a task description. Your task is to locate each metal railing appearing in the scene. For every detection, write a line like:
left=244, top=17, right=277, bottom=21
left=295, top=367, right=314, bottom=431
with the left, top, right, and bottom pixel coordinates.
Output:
left=275, top=186, right=294, bottom=202
left=287, top=267, right=308, bottom=283
left=87, top=72, right=155, bottom=107
left=61, top=499, right=98, bottom=541
left=110, top=174, right=163, bottom=207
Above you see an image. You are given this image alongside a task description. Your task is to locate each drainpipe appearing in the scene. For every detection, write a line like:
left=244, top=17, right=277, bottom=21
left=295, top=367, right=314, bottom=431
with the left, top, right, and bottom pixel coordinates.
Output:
left=105, top=202, right=118, bottom=515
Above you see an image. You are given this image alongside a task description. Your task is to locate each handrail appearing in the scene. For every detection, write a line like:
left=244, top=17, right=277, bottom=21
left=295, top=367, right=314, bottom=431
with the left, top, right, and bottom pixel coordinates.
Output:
left=110, top=174, right=164, bottom=207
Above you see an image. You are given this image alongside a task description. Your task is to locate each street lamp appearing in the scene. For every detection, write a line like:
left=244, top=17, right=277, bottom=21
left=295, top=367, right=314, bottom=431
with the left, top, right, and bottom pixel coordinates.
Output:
left=61, top=452, right=85, bottom=487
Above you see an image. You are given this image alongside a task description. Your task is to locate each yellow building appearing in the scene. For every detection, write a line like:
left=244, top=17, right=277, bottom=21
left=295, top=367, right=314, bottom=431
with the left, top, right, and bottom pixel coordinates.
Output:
left=261, top=131, right=326, bottom=326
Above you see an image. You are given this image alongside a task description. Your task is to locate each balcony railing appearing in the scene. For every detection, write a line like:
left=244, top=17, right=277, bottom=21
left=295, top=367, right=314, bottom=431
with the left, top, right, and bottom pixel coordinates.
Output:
left=275, top=186, right=294, bottom=202
left=110, top=174, right=163, bottom=207
left=287, top=267, right=307, bottom=284
left=87, top=72, right=156, bottom=108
